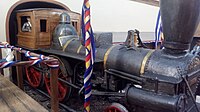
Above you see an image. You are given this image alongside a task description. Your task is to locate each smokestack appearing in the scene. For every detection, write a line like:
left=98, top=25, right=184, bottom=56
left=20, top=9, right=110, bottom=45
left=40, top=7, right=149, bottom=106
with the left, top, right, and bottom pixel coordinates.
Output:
left=160, top=0, right=200, bottom=54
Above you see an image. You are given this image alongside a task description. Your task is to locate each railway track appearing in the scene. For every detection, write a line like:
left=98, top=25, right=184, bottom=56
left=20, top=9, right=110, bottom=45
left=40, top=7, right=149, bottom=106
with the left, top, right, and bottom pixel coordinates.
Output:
left=23, top=81, right=111, bottom=112
left=24, top=81, right=76, bottom=112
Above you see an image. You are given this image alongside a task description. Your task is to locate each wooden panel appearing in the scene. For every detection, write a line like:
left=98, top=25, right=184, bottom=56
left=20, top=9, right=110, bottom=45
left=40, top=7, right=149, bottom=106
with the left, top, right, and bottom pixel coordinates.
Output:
left=16, top=11, right=35, bottom=36
left=50, top=21, right=59, bottom=34
left=17, top=35, right=36, bottom=49
left=68, top=12, right=81, bottom=35
left=34, top=10, right=51, bottom=17
left=0, top=75, right=47, bottom=112
left=37, top=45, right=51, bottom=49
left=35, top=17, right=51, bottom=47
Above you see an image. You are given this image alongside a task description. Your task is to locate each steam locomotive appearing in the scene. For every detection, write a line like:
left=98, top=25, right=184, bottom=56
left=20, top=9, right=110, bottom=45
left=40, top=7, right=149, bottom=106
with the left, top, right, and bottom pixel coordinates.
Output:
left=17, top=0, right=200, bottom=112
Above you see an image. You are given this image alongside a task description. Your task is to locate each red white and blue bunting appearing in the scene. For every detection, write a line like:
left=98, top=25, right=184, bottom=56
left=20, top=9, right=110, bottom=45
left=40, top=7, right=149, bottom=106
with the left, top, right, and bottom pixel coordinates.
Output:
left=82, top=0, right=95, bottom=111
left=0, top=42, right=58, bottom=68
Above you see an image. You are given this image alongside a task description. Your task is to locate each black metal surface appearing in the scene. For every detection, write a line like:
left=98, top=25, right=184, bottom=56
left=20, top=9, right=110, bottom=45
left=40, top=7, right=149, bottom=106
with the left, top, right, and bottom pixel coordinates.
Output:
left=92, top=90, right=125, bottom=97
left=124, top=30, right=135, bottom=48
left=182, top=76, right=200, bottom=112
left=106, top=45, right=150, bottom=75
left=161, top=0, right=200, bottom=51
left=135, top=29, right=147, bottom=48
left=109, top=69, right=144, bottom=82
left=94, top=32, right=113, bottom=47
left=126, top=87, right=185, bottom=112
left=39, top=48, right=103, bottom=62
left=105, top=70, right=142, bottom=84
left=58, top=78, right=80, bottom=89
left=105, top=69, right=143, bottom=84
left=63, top=35, right=113, bottom=61
left=144, top=50, right=199, bottom=80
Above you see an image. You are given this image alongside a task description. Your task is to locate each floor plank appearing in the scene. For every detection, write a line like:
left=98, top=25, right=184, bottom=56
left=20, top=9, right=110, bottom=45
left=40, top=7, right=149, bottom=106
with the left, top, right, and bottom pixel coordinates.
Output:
left=0, top=75, right=48, bottom=112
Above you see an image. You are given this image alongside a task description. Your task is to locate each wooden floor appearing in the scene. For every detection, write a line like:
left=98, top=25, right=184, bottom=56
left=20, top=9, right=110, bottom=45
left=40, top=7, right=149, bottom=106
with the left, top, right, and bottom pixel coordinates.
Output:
left=0, top=75, right=48, bottom=112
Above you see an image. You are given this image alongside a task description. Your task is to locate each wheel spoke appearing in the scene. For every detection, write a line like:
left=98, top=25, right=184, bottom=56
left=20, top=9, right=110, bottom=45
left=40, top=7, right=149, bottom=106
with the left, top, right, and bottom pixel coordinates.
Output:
left=26, top=65, right=43, bottom=88
left=45, top=68, right=71, bottom=102
left=58, top=82, right=66, bottom=92
left=32, top=74, right=38, bottom=84
left=33, top=71, right=39, bottom=84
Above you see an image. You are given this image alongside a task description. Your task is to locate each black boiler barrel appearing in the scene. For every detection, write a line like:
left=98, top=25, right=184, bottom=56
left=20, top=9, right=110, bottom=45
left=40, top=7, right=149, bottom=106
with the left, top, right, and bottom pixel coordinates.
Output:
left=105, top=45, right=150, bottom=76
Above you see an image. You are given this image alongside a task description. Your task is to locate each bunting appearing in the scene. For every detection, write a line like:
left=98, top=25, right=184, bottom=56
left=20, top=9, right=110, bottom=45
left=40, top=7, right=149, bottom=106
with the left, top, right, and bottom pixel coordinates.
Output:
left=82, top=0, right=95, bottom=112
left=0, top=42, right=58, bottom=68
left=155, top=10, right=163, bottom=49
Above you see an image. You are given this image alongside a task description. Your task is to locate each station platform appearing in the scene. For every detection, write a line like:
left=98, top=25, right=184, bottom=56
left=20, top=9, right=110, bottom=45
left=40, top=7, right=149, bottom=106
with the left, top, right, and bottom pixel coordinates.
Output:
left=0, top=74, right=48, bottom=112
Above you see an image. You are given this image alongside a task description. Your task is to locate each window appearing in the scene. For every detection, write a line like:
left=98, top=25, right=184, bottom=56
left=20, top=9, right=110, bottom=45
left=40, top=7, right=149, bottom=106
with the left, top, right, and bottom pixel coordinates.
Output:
left=72, top=21, right=78, bottom=31
left=21, top=16, right=32, bottom=32
left=40, top=19, right=47, bottom=32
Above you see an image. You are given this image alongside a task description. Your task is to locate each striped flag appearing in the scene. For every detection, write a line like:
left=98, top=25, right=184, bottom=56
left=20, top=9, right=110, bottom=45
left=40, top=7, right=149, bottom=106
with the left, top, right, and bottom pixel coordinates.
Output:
left=81, top=0, right=95, bottom=112
left=155, top=10, right=163, bottom=49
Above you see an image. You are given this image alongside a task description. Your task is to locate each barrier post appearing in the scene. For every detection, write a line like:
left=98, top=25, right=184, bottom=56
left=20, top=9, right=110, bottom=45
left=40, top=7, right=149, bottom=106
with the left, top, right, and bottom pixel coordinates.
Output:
left=15, top=51, right=24, bottom=90
left=49, top=61, right=59, bottom=112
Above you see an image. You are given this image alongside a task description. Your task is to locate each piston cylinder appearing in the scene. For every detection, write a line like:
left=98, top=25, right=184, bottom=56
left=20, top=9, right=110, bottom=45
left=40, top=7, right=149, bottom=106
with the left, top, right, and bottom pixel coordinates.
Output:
left=126, top=87, right=185, bottom=112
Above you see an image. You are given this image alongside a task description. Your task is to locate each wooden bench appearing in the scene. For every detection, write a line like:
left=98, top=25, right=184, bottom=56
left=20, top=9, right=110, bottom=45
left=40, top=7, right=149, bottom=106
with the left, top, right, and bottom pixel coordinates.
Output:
left=0, top=74, right=48, bottom=112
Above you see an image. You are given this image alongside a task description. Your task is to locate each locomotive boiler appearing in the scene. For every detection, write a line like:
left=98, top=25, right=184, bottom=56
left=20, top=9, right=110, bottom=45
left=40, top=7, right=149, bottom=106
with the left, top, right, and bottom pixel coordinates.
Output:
left=17, top=0, right=200, bottom=112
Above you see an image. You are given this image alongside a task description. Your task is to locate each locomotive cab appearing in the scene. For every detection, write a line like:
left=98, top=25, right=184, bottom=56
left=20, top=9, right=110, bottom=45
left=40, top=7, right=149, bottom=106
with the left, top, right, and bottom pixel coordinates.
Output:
left=16, top=8, right=81, bottom=50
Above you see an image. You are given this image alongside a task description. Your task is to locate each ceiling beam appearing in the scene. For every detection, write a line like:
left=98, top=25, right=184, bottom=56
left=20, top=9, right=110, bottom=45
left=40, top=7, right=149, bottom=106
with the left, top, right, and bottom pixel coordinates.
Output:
left=130, top=0, right=159, bottom=7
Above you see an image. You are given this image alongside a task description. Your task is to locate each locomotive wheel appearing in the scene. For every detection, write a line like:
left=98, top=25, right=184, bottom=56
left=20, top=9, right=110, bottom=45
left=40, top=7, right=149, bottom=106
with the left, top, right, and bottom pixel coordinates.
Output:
left=25, top=64, right=44, bottom=88
left=105, top=103, right=128, bottom=112
left=44, top=56, right=72, bottom=102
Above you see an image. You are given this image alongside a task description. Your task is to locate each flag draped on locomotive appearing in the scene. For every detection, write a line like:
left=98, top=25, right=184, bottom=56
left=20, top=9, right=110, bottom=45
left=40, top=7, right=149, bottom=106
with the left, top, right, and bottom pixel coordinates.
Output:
left=16, top=0, right=200, bottom=111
